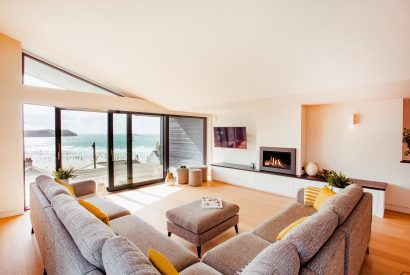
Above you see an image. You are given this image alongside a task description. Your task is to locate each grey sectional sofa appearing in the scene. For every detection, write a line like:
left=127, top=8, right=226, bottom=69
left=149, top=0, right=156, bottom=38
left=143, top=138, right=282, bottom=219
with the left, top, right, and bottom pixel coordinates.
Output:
left=31, top=175, right=219, bottom=275
left=202, top=183, right=372, bottom=275
left=31, top=175, right=371, bottom=275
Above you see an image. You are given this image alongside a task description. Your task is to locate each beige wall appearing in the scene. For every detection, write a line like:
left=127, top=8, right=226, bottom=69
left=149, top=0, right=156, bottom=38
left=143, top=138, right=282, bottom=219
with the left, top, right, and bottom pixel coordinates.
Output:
left=306, top=99, right=410, bottom=213
left=211, top=97, right=410, bottom=214
left=211, top=101, right=305, bottom=175
left=0, top=33, right=210, bottom=218
left=0, top=34, right=24, bottom=218
left=212, top=111, right=258, bottom=166
left=256, top=102, right=304, bottom=174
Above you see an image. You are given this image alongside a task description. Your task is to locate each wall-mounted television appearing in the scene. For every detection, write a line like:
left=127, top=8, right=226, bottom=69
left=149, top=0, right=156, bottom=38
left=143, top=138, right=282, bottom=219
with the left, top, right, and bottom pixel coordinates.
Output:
left=214, top=127, right=247, bottom=149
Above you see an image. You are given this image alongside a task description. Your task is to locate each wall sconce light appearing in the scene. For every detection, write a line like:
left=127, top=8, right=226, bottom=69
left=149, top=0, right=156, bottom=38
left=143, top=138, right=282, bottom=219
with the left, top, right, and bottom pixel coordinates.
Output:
left=350, top=113, right=359, bottom=125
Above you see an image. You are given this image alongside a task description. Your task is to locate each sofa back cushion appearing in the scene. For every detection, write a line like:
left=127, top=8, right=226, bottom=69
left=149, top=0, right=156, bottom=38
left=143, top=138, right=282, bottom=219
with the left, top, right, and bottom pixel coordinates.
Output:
left=43, top=207, right=103, bottom=275
left=241, top=241, right=300, bottom=275
left=36, top=175, right=70, bottom=201
left=51, top=194, right=115, bottom=271
left=319, top=184, right=363, bottom=225
left=283, top=209, right=338, bottom=264
left=102, top=236, right=160, bottom=275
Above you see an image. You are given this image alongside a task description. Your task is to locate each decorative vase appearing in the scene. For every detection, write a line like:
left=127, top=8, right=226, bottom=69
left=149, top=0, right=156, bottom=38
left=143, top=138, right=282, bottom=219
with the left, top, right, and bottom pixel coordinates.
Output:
left=97, top=182, right=108, bottom=197
left=165, top=171, right=176, bottom=186
left=60, top=178, right=69, bottom=184
left=328, top=186, right=343, bottom=193
left=305, top=162, right=319, bottom=176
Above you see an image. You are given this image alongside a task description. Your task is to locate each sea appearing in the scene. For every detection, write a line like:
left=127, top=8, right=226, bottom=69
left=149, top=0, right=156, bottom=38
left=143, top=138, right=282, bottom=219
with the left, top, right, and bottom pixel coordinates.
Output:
left=24, top=134, right=160, bottom=170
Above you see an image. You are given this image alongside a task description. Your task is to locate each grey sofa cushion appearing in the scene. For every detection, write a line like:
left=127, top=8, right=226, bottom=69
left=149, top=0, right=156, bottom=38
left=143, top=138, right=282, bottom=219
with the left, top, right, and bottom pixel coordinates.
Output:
left=339, top=193, right=372, bottom=275
left=83, top=196, right=131, bottom=220
left=36, top=175, right=70, bottom=201
left=102, top=236, right=160, bottom=275
left=304, top=230, right=345, bottom=275
left=252, top=203, right=316, bottom=243
left=320, top=184, right=363, bottom=225
left=51, top=194, right=116, bottom=270
left=283, top=209, right=338, bottom=265
left=202, top=232, right=270, bottom=275
left=166, top=199, right=239, bottom=234
left=72, top=180, right=97, bottom=197
left=110, top=215, right=199, bottom=272
left=180, top=263, right=223, bottom=275
left=43, top=207, right=103, bottom=275
left=241, top=241, right=300, bottom=275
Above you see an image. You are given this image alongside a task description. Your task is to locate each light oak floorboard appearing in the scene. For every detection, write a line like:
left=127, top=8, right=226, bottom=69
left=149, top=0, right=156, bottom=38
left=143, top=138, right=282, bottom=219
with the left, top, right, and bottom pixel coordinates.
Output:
left=1, top=181, right=409, bottom=274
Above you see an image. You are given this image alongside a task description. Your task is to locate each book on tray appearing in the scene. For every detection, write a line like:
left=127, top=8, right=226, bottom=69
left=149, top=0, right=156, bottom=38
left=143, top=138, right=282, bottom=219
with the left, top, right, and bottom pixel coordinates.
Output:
left=201, top=197, right=223, bottom=209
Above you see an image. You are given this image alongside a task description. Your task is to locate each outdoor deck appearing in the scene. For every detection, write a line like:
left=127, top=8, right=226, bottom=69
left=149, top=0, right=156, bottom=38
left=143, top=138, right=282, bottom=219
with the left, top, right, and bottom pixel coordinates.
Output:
left=24, top=162, right=163, bottom=206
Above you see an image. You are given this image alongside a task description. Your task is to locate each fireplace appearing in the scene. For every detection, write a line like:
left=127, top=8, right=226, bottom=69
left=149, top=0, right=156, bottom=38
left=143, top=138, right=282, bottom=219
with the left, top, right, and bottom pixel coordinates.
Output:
left=259, top=147, right=296, bottom=175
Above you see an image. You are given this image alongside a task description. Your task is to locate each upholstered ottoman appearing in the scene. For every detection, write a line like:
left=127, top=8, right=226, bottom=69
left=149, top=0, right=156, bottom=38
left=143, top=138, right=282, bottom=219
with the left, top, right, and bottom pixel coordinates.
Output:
left=188, top=169, right=202, bottom=187
left=190, top=165, right=208, bottom=182
left=177, top=167, right=189, bottom=184
left=166, top=200, right=240, bottom=258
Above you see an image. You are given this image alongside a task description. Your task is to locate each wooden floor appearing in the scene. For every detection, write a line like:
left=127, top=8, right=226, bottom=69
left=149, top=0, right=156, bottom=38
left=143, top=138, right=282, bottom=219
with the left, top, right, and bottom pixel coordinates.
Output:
left=1, top=181, right=410, bottom=275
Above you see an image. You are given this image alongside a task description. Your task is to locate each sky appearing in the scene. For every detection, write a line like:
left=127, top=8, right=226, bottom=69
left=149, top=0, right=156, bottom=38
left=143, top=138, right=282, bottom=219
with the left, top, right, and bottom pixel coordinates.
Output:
left=23, top=104, right=161, bottom=135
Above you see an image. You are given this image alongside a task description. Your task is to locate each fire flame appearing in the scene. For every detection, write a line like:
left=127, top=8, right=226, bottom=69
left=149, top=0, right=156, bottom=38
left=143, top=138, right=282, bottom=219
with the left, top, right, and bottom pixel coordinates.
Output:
left=264, top=157, right=288, bottom=169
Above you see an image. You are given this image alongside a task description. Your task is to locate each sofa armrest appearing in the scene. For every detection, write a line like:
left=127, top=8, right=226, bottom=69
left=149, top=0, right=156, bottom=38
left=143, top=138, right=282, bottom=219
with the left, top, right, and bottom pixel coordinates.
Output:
left=297, top=188, right=304, bottom=204
left=72, top=180, right=97, bottom=197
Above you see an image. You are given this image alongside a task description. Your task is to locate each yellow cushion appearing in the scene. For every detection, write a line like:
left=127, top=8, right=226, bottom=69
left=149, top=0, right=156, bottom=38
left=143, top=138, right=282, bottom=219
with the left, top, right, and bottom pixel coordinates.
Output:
left=277, top=217, right=308, bottom=241
left=54, top=178, right=75, bottom=196
left=304, top=186, right=321, bottom=206
left=79, top=199, right=110, bottom=226
left=148, top=248, right=179, bottom=275
left=313, top=186, right=336, bottom=210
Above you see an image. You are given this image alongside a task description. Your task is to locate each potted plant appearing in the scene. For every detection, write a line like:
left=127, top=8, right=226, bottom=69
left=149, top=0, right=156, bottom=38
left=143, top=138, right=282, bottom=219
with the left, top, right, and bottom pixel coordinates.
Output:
left=403, top=128, right=410, bottom=157
left=324, top=170, right=352, bottom=192
left=53, top=167, right=77, bottom=183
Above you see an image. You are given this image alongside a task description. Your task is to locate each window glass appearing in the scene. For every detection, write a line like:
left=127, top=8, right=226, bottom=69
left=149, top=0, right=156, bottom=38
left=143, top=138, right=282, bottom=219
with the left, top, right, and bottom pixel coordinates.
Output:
left=132, top=115, right=164, bottom=182
left=23, top=104, right=56, bottom=208
left=23, top=55, right=117, bottom=96
left=61, top=110, right=108, bottom=186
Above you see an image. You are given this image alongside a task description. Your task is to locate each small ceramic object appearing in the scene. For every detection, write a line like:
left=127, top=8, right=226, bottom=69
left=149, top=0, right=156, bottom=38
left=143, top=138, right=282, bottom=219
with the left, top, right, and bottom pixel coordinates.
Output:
left=305, top=162, right=319, bottom=176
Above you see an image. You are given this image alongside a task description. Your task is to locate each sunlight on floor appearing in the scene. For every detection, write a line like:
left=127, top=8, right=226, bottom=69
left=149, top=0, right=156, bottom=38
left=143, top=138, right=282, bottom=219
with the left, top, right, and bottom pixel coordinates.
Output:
left=108, top=183, right=183, bottom=213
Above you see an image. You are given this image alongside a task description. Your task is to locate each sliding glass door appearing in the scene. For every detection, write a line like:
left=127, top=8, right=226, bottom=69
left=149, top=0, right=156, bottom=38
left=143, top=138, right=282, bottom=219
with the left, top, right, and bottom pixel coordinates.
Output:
left=23, top=105, right=206, bottom=207
left=132, top=114, right=164, bottom=183
left=60, top=110, right=108, bottom=185
left=108, top=112, right=165, bottom=190
left=111, top=113, right=129, bottom=187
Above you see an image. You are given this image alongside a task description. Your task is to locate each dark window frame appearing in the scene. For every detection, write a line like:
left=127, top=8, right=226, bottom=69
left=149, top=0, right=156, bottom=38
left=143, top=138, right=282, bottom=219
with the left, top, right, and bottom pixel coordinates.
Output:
left=107, top=112, right=167, bottom=191
left=22, top=53, right=123, bottom=97
left=22, top=106, right=207, bottom=207
left=106, top=111, right=207, bottom=192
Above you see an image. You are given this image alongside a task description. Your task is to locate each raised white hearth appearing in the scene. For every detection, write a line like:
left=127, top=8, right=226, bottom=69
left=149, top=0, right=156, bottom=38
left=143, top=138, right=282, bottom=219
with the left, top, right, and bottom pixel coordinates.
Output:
left=211, top=163, right=386, bottom=218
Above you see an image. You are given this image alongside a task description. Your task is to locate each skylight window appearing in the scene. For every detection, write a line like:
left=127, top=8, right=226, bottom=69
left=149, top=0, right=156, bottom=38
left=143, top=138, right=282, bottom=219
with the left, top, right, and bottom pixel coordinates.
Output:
left=23, top=54, right=120, bottom=96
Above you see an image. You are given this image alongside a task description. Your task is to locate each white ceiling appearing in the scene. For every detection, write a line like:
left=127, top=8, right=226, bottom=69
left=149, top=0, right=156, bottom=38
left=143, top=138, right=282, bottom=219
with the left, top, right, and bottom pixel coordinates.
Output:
left=0, top=0, right=409, bottom=112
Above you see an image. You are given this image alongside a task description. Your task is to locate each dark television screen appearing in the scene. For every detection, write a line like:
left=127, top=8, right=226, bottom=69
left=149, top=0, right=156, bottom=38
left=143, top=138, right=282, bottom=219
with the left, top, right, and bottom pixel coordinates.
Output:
left=214, top=127, right=247, bottom=149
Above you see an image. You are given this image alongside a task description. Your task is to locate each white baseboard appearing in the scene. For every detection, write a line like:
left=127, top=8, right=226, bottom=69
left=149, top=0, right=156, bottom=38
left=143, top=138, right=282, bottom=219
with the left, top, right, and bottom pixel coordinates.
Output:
left=0, top=209, right=24, bottom=219
left=385, top=204, right=410, bottom=215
